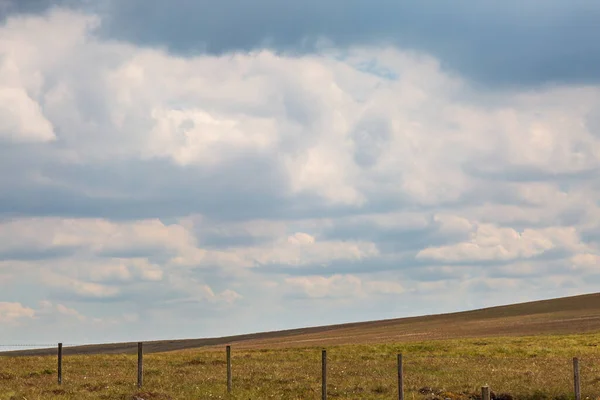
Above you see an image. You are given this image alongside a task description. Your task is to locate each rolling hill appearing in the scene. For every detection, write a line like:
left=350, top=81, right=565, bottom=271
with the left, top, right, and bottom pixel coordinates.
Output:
left=3, top=291, right=600, bottom=357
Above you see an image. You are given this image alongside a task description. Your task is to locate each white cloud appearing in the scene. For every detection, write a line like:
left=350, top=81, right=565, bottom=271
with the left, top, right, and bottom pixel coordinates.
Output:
left=247, top=235, right=379, bottom=267
left=287, top=232, right=316, bottom=245
left=43, top=275, right=120, bottom=299
left=285, top=275, right=364, bottom=298
left=3, top=10, right=600, bottom=207
left=0, top=301, right=88, bottom=327
left=171, top=225, right=379, bottom=269
left=2, top=8, right=600, bottom=343
left=570, top=253, right=600, bottom=272
left=165, top=274, right=242, bottom=305
left=0, top=217, right=198, bottom=258
left=85, top=258, right=164, bottom=282
left=434, top=214, right=474, bottom=235
left=417, top=224, right=586, bottom=263
left=146, top=107, right=277, bottom=166
left=0, top=87, right=55, bottom=142
left=0, top=302, right=35, bottom=324
left=365, top=280, right=405, bottom=295
left=219, top=289, right=243, bottom=304
left=285, top=274, right=404, bottom=298
left=38, top=300, right=86, bottom=322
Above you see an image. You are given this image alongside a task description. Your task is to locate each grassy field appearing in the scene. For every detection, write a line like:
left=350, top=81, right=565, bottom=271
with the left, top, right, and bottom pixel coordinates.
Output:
left=2, top=333, right=600, bottom=400
left=2, top=293, right=600, bottom=399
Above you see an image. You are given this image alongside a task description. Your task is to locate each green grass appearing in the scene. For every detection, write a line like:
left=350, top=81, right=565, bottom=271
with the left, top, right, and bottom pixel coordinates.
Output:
left=2, top=333, right=600, bottom=400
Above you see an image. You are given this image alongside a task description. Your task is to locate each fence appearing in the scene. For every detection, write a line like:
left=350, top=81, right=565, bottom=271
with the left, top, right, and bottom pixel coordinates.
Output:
left=2, top=342, right=592, bottom=400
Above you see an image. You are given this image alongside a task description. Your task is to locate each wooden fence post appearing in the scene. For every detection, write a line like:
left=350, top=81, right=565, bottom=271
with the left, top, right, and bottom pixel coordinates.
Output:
left=57, top=343, right=62, bottom=385
left=482, top=386, right=490, bottom=400
left=322, top=349, right=327, bottom=400
left=227, top=345, right=232, bottom=394
left=137, top=342, right=143, bottom=388
left=573, top=357, right=581, bottom=400
left=397, top=354, right=404, bottom=400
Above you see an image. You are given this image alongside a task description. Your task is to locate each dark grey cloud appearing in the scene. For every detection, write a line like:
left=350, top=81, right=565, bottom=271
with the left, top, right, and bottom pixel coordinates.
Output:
left=0, top=143, right=474, bottom=223
left=197, top=233, right=274, bottom=250
left=8, top=0, right=597, bottom=86
left=0, top=144, right=294, bottom=221
left=95, top=247, right=174, bottom=260
left=464, top=163, right=600, bottom=184
left=85, top=0, right=600, bottom=87
left=0, top=247, right=77, bottom=262
left=256, top=243, right=577, bottom=277
left=318, top=218, right=464, bottom=254
left=0, top=0, right=73, bottom=17
left=579, top=226, right=600, bottom=245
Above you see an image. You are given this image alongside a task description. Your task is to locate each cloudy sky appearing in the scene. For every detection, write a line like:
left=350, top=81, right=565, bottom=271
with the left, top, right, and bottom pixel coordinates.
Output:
left=1, top=0, right=600, bottom=345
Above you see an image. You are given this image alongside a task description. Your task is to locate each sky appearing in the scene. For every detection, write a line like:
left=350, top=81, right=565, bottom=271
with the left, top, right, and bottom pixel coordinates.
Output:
left=1, top=0, right=600, bottom=346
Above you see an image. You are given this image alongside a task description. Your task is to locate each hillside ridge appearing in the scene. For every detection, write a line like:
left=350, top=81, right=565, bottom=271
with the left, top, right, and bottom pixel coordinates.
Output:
left=3, top=291, right=600, bottom=357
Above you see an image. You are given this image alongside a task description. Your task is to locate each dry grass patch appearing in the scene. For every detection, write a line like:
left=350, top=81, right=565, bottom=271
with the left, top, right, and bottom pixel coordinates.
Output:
left=1, top=333, right=600, bottom=399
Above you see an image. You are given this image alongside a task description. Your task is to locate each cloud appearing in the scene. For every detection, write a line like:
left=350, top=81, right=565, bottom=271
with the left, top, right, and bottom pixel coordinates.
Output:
left=247, top=232, right=378, bottom=268
left=285, top=275, right=363, bottom=299
left=0, top=88, right=55, bottom=142
left=3, top=10, right=600, bottom=220
left=38, top=300, right=86, bottom=321
left=417, top=224, right=586, bottom=263
left=44, top=276, right=121, bottom=299
left=0, top=302, right=35, bottom=324
left=285, top=274, right=403, bottom=299
left=83, top=258, right=163, bottom=283
left=570, top=253, right=600, bottom=273
left=73, top=1, right=600, bottom=87
left=0, top=0, right=81, bottom=17
left=0, top=300, right=87, bottom=326
left=165, top=275, right=243, bottom=306
left=0, top=217, right=199, bottom=261
left=2, top=8, right=600, bottom=344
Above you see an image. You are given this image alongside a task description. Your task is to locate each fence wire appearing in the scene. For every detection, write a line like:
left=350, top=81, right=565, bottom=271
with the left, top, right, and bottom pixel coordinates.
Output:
left=1, top=345, right=599, bottom=399
left=0, top=344, right=82, bottom=348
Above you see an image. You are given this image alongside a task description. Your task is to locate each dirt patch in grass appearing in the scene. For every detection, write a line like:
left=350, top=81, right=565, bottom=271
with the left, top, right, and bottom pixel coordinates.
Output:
left=0, top=371, right=15, bottom=380
left=130, top=392, right=173, bottom=400
left=43, top=388, right=67, bottom=395
left=24, top=368, right=54, bottom=378
left=371, top=384, right=389, bottom=394
left=181, top=357, right=226, bottom=366
left=182, top=358, right=207, bottom=366
left=419, top=388, right=519, bottom=400
left=81, top=382, right=107, bottom=392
